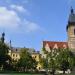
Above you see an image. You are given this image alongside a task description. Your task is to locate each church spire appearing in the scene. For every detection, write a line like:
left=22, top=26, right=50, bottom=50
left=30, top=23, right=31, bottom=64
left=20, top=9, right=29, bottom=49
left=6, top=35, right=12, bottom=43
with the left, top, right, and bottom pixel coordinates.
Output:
left=10, top=40, right=12, bottom=48
left=71, top=7, right=74, bottom=14
left=1, top=32, right=5, bottom=43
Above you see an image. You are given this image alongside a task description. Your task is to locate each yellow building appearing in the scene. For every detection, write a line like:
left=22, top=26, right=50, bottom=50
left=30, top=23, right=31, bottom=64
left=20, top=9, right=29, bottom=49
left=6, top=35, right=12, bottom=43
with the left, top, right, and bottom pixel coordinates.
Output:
left=8, top=47, right=42, bottom=70
left=31, top=51, right=42, bottom=70
left=8, top=48, right=20, bottom=61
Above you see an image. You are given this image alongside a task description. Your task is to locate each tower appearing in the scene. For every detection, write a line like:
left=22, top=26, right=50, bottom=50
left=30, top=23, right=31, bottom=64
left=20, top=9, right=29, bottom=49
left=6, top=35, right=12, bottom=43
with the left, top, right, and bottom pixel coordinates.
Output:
left=67, top=7, right=75, bottom=52
left=1, top=32, right=5, bottom=43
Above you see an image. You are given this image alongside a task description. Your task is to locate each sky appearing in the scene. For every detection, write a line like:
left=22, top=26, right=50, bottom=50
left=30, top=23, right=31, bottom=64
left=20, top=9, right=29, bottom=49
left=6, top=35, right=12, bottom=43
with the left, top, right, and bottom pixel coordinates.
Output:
left=0, top=0, right=75, bottom=51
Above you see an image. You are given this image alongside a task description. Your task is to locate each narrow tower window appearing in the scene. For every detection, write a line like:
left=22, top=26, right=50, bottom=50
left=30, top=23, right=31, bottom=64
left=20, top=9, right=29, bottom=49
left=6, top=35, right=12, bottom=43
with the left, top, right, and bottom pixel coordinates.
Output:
left=74, top=29, right=75, bottom=35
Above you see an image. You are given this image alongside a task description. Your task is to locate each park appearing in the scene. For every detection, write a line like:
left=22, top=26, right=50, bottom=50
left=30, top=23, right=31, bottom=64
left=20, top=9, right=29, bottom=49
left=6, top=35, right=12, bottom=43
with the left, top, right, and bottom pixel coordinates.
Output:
left=0, top=0, right=75, bottom=75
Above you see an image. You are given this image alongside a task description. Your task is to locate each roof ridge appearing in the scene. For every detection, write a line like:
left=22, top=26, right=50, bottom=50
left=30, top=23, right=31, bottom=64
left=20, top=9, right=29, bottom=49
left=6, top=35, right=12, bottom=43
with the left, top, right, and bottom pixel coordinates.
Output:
left=43, top=41, right=67, bottom=43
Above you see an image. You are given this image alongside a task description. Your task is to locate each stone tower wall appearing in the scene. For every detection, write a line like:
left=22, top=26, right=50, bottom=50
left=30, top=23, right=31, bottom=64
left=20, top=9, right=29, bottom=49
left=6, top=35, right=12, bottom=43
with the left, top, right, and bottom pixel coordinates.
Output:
left=67, top=25, right=75, bottom=52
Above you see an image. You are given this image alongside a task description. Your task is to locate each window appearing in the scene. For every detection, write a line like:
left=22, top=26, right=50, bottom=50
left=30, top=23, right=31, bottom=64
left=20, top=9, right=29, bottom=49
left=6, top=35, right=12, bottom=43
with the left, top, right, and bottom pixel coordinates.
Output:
left=16, top=54, right=17, bottom=57
left=13, top=54, right=15, bottom=57
left=35, top=56, right=36, bottom=58
left=74, top=29, right=75, bottom=35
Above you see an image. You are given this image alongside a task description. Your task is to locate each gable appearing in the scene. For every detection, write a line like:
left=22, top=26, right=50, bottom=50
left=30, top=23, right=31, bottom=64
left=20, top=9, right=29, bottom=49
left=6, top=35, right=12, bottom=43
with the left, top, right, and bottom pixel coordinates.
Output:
left=45, top=43, right=50, bottom=52
left=53, top=44, right=58, bottom=49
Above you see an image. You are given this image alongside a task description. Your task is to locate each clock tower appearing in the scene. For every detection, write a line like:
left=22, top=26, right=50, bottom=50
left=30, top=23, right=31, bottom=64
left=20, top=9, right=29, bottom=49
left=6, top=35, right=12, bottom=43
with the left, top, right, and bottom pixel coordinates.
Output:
left=67, top=8, right=75, bottom=52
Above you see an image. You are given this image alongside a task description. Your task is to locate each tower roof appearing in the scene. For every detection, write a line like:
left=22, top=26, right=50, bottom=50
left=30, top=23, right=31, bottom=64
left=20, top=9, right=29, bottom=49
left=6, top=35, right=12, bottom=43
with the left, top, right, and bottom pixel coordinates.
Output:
left=68, top=8, right=75, bottom=23
left=66, top=8, right=75, bottom=31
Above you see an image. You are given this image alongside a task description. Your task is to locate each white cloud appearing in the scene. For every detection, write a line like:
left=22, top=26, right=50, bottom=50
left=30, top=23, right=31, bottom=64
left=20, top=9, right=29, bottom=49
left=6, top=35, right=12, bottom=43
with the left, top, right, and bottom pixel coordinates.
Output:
left=0, top=7, right=21, bottom=29
left=10, top=5, right=28, bottom=13
left=23, top=19, right=41, bottom=32
left=0, top=6, right=41, bottom=33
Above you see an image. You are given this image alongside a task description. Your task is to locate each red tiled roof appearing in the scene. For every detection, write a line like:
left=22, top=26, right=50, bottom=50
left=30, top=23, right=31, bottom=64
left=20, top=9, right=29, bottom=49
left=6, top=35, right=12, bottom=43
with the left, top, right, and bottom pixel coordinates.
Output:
left=43, top=41, right=68, bottom=49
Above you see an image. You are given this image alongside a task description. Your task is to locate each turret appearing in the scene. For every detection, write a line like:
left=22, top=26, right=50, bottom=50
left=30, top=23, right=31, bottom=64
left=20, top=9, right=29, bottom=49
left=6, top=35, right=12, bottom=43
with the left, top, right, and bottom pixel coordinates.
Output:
left=67, top=7, right=75, bottom=52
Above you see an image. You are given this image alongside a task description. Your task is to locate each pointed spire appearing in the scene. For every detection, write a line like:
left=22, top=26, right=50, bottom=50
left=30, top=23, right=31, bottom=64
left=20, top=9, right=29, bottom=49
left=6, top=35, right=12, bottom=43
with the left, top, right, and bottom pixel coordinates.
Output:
left=71, top=6, right=74, bottom=14
left=1, top=32, right=5, bottom=43
left=10, top=40, right=11, bottom=46
left=10, top=40, right=12, bottom=49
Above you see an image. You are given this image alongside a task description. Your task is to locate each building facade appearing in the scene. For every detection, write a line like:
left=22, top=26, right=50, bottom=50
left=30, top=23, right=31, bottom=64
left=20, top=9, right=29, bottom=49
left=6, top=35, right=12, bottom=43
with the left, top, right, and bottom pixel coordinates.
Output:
left=9, top=47, right=35, bottom=61
left=67, top=8, right=75, bottom=52
left=8, top=47, right=41, bottom=70
left=31, top=51, right=42, bottom=70
left=42, top=41, right=68, bottom=58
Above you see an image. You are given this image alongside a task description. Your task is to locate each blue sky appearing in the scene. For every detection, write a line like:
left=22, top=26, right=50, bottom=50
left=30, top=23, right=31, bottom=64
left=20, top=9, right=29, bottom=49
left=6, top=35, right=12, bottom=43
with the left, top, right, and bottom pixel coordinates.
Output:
left=0, top=0, right=75, bottom=51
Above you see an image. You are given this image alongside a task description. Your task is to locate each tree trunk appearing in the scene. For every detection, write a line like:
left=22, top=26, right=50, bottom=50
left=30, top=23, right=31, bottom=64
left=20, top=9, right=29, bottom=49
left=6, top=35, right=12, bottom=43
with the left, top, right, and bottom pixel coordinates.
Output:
left=63, top=70, right=65, bottom=74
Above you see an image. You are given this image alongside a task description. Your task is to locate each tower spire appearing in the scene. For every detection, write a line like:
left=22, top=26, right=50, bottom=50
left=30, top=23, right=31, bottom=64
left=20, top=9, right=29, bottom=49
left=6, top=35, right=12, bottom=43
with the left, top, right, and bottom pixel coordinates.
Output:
left=1, top=32, right=5, bottom=43
left=10, top=40, right=12, bottom=49
left=71, top=6, right=74, bottom=14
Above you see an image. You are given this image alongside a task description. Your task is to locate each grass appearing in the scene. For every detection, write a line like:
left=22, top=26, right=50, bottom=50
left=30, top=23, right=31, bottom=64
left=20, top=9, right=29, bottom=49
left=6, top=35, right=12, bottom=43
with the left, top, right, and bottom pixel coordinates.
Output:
left=57, top=74, right=75, bottom=75
left=0, top=74, right=75, bottom=75
left=0, top=74, right=43, bottom=75
left=0, top=73, right=75, bottom=75
left=0, top=72, right=44, bottom=75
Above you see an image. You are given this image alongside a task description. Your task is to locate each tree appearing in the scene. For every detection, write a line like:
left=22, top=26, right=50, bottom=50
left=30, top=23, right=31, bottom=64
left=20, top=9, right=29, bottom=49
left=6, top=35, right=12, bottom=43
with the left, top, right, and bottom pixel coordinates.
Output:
left=39, top=56, right=48, bottom=69
left=16, top=48, right=37, bottom=72
left=56, top=48, right=75, bottom=74
left=47, top=49, right=57, bottom=75
left=42, top=47, right=75, bottom=74
left=0, top=33, right=11, bottom=71
left=42, top=48, right=57, bottom=75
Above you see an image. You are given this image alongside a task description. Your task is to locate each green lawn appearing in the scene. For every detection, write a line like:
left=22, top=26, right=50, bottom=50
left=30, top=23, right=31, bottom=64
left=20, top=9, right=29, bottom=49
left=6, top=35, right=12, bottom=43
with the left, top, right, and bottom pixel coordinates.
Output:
left=0, top=74, right=43, bottom=75
left=0, top=73, right=44, bottom=75
left=0, top=73, right=75, bottom=75
left=58, top=74, right=75, bottom=75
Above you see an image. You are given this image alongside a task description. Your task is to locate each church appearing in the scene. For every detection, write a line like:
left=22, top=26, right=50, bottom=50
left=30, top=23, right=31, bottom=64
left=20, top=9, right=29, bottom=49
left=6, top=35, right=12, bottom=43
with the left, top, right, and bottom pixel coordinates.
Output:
left=43, top=8, right=75, bottom=53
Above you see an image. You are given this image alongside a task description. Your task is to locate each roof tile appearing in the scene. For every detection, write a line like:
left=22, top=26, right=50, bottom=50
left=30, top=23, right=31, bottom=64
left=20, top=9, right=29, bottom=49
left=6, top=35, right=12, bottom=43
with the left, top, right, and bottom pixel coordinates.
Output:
left=43, top=41, right=68, bottom=49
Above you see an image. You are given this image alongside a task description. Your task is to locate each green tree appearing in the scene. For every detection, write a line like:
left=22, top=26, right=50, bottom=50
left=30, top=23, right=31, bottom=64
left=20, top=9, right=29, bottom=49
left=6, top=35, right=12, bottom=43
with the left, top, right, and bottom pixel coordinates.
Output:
left=0, top=42, right=11, bottom=70
left=56, top=48, right=75, bottom=74
left=16, top=48, right=37, bottom=72
left=39, top=56, right=48, bottom=69
left=42, top=47, right=75, bottom=74
left=47, top=49, right=57, bottom=75
left=43, top=48, right=57, bottom=75
left=0, top=33, right=11, bottom=71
